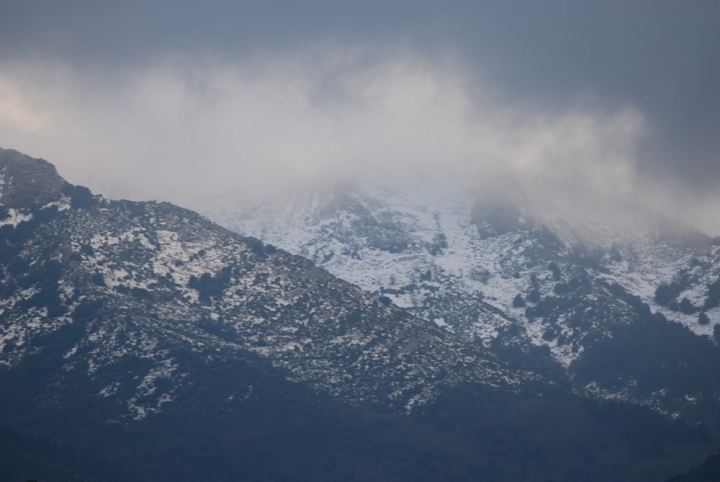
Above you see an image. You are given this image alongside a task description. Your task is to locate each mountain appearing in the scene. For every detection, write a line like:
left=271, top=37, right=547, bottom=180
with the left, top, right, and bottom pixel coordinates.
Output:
left=202, top=180, right=720, bottom=424
left=1, top=148, right=718, bottom=481
left=0, top=148, right=539, bottom=415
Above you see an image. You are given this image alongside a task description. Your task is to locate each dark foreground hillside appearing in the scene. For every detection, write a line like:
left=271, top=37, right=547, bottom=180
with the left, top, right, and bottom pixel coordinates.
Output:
left=1, top=347, right=716, bottom=482
left=0, top=147, right=718, bottom=482
left=667, top=454, right=720, bottom=482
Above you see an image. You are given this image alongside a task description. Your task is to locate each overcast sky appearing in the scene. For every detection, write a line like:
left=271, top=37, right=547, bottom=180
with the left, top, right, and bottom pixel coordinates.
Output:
left=1, top=1, right=719, bottom=232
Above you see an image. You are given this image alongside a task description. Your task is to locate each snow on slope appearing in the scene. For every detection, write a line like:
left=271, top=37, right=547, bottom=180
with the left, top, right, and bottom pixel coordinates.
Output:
left=200, top=180, right=720, bottom=369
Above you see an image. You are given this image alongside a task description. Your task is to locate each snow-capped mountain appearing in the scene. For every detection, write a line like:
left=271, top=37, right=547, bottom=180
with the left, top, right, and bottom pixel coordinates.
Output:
left=0, top=149, right=542, bottom=418
left=202, top=180, right=720, bottom=423
left=2, top=148, right=718, bottom=482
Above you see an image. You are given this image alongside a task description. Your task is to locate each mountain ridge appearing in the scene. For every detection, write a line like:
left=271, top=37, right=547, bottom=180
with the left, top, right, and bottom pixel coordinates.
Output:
left=201, top=179, right=720, bottom=423
left=0, top=148, right=541, bottom=416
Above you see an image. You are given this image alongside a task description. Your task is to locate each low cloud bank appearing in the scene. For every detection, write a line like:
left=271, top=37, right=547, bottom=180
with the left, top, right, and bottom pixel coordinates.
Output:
left=1, top=48, right=717, bottom=234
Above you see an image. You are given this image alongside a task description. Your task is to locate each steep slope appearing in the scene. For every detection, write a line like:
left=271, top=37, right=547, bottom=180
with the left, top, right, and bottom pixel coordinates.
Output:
left=203, top=181, right=720, bottom=422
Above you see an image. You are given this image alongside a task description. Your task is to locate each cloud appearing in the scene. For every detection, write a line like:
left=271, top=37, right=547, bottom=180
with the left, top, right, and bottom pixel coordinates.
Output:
left=0, top=48, right=645, bottom=198
left=5, top=44, right=720, bottom=235
left=1, top=2, right=719, bottom=233
left=2, top=2, right=719, bottom=188
left=0, top=79, right=49, bottom=132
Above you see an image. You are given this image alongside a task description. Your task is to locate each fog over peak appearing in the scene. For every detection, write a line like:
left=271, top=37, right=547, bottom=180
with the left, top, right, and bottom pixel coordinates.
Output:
left=1, top=2, right=719, bottom=234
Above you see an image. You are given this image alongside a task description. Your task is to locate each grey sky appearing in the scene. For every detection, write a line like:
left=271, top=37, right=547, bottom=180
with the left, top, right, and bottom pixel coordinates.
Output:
left=1, top=1, right=719, bottom=232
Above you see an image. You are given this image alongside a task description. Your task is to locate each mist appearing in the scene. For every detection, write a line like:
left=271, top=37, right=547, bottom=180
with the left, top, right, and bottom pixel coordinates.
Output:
left=1, top=51, right=661, bottom=217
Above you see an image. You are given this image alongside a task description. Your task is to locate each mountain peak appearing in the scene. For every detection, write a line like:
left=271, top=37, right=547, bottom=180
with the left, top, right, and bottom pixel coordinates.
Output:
left=0, top=148, right=66, bottom=208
